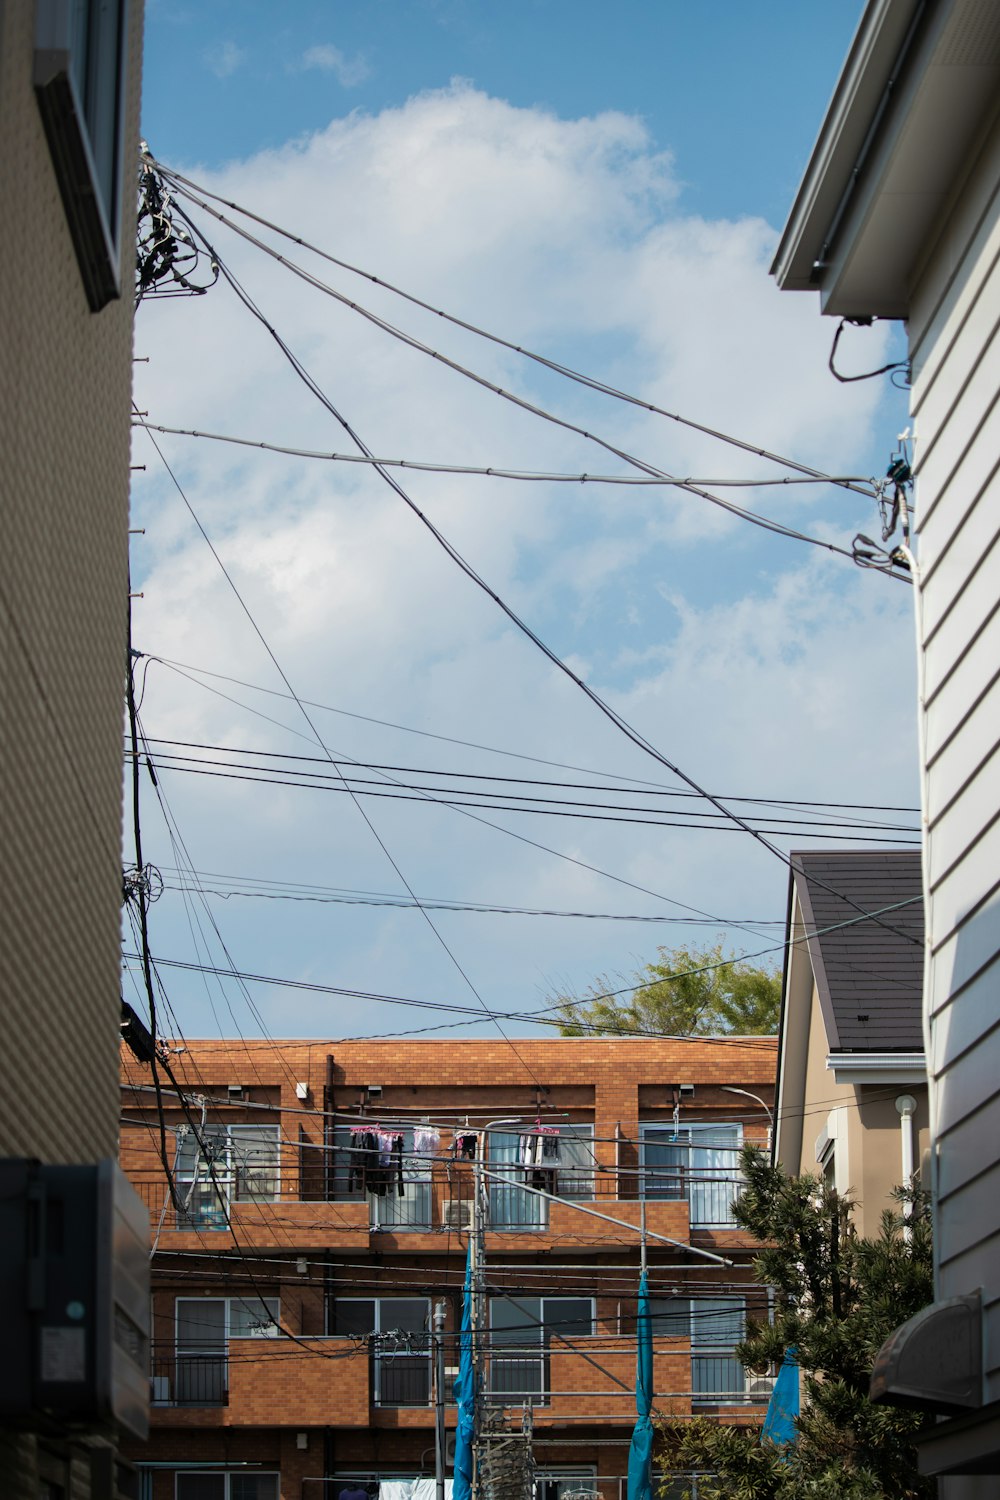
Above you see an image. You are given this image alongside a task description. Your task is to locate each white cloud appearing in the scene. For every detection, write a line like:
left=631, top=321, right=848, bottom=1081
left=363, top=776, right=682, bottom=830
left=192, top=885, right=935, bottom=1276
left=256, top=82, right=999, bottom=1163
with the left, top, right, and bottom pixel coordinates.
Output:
left=203, top=40, right=246, bottom=79
left=299, top=43, right=370, bottom=87
left=131, top=85, right=917, bottom=1041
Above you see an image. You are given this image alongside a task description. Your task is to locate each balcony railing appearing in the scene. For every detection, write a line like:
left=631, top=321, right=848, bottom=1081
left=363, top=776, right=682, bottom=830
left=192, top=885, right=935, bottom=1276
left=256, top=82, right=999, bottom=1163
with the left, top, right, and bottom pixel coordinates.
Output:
left=374, top=1354, right=431, bottom=1406
left=127, top=1138, right=753, bottom=1233
left=691, top=1354, right=751, bottom=1404
left=150, top=1346, right=228, bottom=1407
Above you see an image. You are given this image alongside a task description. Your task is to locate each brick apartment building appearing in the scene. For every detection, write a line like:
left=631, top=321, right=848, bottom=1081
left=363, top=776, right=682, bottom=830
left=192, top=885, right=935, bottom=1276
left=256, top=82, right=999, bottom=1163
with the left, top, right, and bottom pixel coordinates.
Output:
left=120, top=1034, right=777, bottom=1500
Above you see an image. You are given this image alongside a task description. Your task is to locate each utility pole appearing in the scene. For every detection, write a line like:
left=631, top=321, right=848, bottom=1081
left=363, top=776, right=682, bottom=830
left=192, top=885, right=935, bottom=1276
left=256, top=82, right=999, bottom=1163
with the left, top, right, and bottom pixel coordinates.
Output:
left=434, top=1299, right=447, bottom=1500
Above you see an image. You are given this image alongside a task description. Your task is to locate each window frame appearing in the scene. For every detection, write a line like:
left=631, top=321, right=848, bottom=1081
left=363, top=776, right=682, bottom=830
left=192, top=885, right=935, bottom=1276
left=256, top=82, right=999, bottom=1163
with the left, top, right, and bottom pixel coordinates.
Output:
left=174, top=1474, right=280, bottom=1500
left=488, top=1294, right=595, bottom=1403
left=173, top=1295, right=280, bottom=1406
left=332, top=1296, right=432, bottom=1407
left=488, top=1124, right=596, bottom=1231
left=639, top=1122, right=744, bottom=1227
left=329, top=1126, right=433, bottom=1229
left=173, top=1123, right=281, bottom=1229
left=33, top=0, right=130, bottom=310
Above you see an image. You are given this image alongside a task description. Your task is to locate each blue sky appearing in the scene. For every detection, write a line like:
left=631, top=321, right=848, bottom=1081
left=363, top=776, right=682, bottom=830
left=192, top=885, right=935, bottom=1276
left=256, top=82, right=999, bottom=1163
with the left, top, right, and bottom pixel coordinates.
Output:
left=130, top=3, right=918, bottom=1044
left=144, top=2, right=860, bottom=224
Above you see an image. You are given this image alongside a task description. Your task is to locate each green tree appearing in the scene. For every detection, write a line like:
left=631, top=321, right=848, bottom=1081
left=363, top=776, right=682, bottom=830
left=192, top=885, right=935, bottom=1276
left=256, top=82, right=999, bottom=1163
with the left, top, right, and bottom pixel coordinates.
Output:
left=663, top=1148, right=934, bottom=1500
left=553, top=942, right=781, bottom=1037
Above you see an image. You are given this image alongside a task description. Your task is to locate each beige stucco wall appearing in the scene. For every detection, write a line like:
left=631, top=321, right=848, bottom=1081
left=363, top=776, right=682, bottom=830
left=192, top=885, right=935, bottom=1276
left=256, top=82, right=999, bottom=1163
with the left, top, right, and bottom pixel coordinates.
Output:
left=0, top=4, right=143, bottom=1164
left=778, top=891, right=929, bottom=1238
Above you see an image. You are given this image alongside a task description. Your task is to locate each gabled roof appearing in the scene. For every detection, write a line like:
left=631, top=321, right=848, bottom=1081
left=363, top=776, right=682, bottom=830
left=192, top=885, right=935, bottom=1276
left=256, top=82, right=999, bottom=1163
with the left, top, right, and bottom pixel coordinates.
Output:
left=792, top=850, right=924, bottom=1052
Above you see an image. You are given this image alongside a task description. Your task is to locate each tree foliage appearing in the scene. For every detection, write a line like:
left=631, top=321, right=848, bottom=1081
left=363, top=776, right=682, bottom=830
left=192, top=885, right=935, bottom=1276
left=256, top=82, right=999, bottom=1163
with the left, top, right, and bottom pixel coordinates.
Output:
left=662, top=1149, right=935, bottom=1500
left=553, top=942, right=781, bottom=1037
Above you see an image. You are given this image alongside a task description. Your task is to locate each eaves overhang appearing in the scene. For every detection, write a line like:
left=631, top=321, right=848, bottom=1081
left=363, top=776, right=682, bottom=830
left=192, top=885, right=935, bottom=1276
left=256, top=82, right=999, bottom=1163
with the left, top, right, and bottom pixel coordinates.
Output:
left=827, top=1051, right=926, bottom=1084
left=771, top=0, right=1000, bottom=318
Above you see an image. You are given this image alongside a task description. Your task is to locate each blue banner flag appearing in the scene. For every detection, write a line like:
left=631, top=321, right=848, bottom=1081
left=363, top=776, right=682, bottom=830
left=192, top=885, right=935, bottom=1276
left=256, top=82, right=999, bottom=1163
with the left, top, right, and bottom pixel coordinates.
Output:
left=452, top=1245, right=476, bottom=1500
left=628, top=1270, right=654, bottom=1500
left=761, top=1347, right=799, bottom=1450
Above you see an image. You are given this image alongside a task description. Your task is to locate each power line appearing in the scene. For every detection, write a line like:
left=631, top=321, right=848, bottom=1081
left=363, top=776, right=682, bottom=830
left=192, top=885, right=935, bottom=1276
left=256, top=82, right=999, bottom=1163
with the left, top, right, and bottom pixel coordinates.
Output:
left=121, top=889, right=920, bottom=1040
left=144, top=154, right=881, bottom=502
left=135, top=420, right=875, bottom=492
left=141, top=220, right=921, bottom=948
left=145, top=653, right=920, bottom=813
left=136, top=735, right=920, bottom=828
left=135, top=750, right=920, bottom=844
left=138, top=425, right=551, bottom=1097
left=144, top=192, right=867, bottom=563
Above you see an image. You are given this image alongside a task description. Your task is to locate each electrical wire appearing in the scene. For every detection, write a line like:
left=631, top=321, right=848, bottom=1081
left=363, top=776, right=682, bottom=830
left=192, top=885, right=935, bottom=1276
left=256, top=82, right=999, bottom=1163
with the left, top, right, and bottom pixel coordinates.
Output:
left=144, top=154, right=882, bottom=502
left=134, top=751, right=920, bottom=844
left=145, top=653, right=920, bottom=813
left=136, top=735, right=920, bottom=821
left=137, top=423, right=552, bottom=1098
left=144, top=214, right=922, bottom=949
left=135, top=420, right=876, bottom=492
left=122, top=882, right=920, bottom=1041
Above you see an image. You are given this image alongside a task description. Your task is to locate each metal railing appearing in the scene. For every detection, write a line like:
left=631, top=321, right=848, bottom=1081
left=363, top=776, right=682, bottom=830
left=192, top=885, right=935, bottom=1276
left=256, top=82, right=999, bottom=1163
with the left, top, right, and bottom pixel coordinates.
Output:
left=691, top=1354, right=750, bottom=1404
left=373, top=1353, right=431, bottom=1406
left=150, top=1346, right=228, bottom=1407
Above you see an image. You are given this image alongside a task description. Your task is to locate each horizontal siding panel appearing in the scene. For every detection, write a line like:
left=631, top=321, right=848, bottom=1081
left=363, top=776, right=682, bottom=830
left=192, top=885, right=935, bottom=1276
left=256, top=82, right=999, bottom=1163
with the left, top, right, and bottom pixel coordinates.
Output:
left=909, top=118, right=1000, bottom=396
left=914, top=322, right=1000, bottom=531
left=912, top=256, right=1000, bottom=453
left=928, top=815, right=1000, bottom=945
left=926, top=674, right=1000, bottom=812
left=935, top=1167, right=1000, bottom=1271
left=917, top=404, right=1000, bottom=584
left=937, top=1090, right=1000, bottom=1201
left=928, top=894, right=1000, bottom=1008
left=933, top=1020, right=1000, bottom=1137
left=923, top=513, right=1000, bottom=681
left=923, top=605, right=1000, bottom=751
left=925, top=742, right=1000, bottom=873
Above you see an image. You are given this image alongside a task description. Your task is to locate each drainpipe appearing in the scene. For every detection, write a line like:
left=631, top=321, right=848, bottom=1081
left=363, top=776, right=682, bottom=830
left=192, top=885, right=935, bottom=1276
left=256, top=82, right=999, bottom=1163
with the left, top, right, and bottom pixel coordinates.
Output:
left=895, top=1094, right=917, bottom=1240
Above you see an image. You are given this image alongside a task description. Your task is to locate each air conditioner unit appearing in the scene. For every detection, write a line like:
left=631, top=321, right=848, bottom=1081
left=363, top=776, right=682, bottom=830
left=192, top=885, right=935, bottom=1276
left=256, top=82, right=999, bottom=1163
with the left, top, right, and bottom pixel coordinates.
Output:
left=443, top=1199, right=473, bottom=1230
left=150, top=1375, right=171, bottom=1404
left=446, top=1434, right=457, bottom=1465
left=746, top=1373, right=776, bottom=1401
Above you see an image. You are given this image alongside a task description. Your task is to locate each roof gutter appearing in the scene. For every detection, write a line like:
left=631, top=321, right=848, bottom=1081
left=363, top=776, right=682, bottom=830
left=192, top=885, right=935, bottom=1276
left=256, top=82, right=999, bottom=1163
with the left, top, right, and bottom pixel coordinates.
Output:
left=809, top=0, right=929, bottom=282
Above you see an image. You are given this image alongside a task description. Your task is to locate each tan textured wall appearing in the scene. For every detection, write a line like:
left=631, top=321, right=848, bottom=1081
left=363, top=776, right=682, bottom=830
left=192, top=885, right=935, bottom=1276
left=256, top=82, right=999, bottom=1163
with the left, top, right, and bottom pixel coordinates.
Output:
left=0, top=5, right=142, bottom=1163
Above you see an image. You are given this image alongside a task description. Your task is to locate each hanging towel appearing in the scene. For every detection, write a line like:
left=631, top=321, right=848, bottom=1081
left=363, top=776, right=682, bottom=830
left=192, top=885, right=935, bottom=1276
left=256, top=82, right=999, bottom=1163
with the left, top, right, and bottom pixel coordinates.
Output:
left=413, top=1127, right=440, bottom=1158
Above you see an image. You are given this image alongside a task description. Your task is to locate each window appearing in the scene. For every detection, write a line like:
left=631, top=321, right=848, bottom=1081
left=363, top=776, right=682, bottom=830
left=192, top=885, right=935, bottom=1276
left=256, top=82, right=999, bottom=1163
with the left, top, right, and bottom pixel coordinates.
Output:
left=489, top=1127, right=595, bottom=1230
left=172, top=1297, right=279, bottom=1406
left=174, top=1125, right=280, bottom=1229
left=641, top=1124, right=743, bottom=1227
left=624, top=1296, right=747, bottom=1404
left=488, top=1296, right=593, bottom=1402
left=34, top=0, right=129, bottom=310
left=648, top=1297, right=747, bottom=1404
left=332, top=1298, right=430, bottom=1406
left=176, top=1477, right=279, bottom=1500
left=329, top=1128, right=433, bottom=1229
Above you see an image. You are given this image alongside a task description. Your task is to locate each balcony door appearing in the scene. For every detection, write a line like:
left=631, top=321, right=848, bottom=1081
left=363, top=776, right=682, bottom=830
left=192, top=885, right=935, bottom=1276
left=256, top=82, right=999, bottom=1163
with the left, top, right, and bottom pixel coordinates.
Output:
left=333, top=1297, right=431, bottom=1405
left=488, top=1296, right=593, bottom=1402
left=173, top=1296, right=279, bottom=1406
left=641, top=1123, right=742, bottom=1226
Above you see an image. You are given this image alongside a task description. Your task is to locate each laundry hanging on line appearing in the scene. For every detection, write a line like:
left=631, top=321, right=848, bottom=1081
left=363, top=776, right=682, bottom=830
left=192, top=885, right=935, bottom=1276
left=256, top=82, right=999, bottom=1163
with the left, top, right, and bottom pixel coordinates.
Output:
left=348, top=1127, right=405, bottom=1197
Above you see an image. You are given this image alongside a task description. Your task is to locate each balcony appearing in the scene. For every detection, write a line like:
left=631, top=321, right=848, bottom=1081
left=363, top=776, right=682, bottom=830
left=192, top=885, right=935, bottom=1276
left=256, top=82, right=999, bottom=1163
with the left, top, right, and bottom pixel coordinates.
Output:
left=149, top=1338, right=370, bottom=1427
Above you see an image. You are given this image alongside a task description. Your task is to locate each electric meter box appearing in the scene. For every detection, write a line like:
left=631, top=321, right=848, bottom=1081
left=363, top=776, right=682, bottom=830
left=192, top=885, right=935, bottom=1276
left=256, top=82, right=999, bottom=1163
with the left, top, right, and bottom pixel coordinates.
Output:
left=0, top=1158, right=150, bottom=1439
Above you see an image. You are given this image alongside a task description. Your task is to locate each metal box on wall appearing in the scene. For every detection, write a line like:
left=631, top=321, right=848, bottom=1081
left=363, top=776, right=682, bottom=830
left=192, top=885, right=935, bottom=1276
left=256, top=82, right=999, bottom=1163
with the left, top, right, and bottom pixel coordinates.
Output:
left=0, top=1158, right=150, bottom=1440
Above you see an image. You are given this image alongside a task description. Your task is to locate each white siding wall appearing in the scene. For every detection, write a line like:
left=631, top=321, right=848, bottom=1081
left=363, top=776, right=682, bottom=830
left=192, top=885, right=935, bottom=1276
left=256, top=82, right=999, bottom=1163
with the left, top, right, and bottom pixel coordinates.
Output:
left=909, top=105, right=1000, bottom=1403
